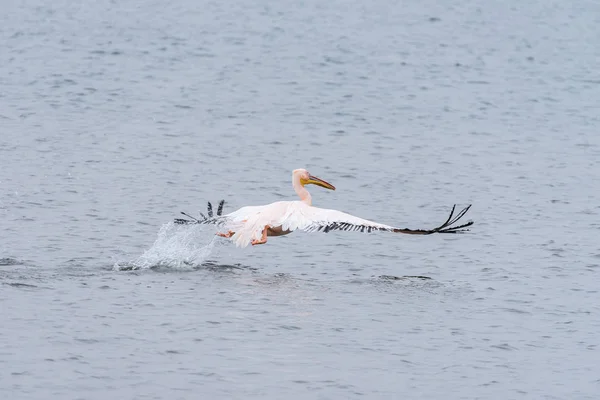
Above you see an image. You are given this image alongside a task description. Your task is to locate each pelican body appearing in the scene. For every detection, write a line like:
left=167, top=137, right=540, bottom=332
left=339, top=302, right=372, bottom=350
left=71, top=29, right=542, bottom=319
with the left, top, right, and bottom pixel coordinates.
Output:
left=175, top=169, right=473, bottom=248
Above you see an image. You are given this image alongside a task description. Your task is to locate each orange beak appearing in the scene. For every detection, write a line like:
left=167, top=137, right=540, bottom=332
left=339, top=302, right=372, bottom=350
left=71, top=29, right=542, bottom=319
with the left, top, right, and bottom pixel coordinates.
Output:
left=305, top=175, right=336, bottom=190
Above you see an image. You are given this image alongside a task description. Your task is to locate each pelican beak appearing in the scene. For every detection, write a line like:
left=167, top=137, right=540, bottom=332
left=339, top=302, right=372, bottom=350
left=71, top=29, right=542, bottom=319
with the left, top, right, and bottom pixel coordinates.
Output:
left=306, top=175, right=336, bottom=190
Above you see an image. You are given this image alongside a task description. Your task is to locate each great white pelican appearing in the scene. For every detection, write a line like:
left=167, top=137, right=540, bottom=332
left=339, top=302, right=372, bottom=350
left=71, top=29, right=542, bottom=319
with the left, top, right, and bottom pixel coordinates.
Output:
left=175, top=169, right=473, bottom=248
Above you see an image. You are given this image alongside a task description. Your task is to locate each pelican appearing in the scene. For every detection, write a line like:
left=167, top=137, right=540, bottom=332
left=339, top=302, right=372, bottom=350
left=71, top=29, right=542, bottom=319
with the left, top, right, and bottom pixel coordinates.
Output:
left=174, top=169, right=473, bottom=248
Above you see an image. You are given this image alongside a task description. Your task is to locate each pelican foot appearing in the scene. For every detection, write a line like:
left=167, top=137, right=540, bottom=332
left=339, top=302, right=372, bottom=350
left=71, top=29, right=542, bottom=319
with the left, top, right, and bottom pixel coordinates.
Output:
left=216, top=231, right=235, bottom=238
left=251, top=238, right=267, bottom=246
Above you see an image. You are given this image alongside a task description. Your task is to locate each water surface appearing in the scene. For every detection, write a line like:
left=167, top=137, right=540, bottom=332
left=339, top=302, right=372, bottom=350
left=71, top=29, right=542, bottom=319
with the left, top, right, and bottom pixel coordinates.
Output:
left=1, top=0, right=599, bottom=398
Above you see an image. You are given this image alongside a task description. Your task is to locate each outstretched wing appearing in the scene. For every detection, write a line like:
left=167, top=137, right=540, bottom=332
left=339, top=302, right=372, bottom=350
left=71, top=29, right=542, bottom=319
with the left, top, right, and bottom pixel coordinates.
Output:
left=174, top=200, right=227, bottom=225
left=302, top=204, right=473, bottom=235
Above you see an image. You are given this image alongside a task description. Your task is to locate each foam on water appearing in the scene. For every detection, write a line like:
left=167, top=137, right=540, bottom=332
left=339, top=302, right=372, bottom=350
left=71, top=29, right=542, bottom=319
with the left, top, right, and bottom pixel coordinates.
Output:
left=113, top=222, right=218, bottom=271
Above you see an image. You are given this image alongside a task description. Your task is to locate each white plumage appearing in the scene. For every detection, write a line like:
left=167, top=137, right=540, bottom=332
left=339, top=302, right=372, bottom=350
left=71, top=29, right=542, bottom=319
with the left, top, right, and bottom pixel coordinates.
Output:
left=224, top=201, right=394, bottom=248
left=174, top=169, right=474, bottom=248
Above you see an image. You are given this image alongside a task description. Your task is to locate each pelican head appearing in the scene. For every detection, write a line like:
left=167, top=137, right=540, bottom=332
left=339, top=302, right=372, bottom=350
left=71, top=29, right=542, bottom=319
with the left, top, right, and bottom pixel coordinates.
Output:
left=293, top=169, right=336, bottom=191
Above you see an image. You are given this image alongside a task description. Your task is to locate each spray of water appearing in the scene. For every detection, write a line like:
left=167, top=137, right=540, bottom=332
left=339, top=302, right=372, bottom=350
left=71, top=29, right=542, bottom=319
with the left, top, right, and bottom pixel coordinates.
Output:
left=113, top=222, right=219, bottom=271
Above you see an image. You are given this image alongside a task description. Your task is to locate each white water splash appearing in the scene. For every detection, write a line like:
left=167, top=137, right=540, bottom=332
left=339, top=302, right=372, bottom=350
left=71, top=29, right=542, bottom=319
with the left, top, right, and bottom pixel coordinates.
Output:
left=113, top=222, right=219, bottom=271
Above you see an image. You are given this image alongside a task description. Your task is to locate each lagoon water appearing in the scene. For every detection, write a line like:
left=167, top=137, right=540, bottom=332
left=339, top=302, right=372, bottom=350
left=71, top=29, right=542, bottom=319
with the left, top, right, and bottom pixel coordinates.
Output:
left=1, top=0, right=599, bottom=398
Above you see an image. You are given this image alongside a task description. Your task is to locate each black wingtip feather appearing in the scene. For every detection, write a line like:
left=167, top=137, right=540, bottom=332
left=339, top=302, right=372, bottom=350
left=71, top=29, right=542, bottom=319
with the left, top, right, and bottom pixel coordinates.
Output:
left=174, top=199, right=227, bottom=225
left=308, top=204, right=474, bottom=236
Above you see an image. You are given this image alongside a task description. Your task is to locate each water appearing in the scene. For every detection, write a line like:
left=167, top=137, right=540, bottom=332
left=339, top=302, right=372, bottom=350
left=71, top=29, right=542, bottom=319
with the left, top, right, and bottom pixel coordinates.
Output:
left=1, top=0, right=599, bottom=398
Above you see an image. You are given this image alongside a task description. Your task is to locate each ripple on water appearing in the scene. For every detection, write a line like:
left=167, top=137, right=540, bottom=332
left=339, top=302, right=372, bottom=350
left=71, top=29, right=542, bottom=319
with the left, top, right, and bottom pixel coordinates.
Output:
left=0, top=257, right=23, bottom=266
left=2, top=282, right=38, bottom=289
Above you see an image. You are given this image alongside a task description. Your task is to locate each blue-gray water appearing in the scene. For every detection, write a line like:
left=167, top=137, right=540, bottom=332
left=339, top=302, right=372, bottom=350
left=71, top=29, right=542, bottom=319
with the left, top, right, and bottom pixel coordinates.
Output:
left=1, top=0, right=599, bottom=398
